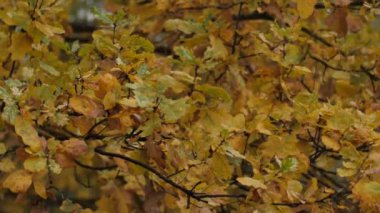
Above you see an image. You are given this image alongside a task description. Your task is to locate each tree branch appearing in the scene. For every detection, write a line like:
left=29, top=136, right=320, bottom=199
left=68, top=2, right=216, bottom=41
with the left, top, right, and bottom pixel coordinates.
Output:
left=94, top=146, right=246, bottom=205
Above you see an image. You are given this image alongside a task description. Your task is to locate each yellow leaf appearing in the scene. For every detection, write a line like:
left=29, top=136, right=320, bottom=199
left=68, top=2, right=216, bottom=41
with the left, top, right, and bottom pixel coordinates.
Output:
left=236, top=177, right=267, bottom=189
left=0, top=143, right=6, bottom=155
left=118, top=98, right=137, bottom=108
left=103, top=92, right=116, bottom=110
left=287, top=180, right=303, bottom=202
left=204, top=35, right=228, bottom=60
left=157, top=0, right=170, bottom=10
left=256, top=121, right=273, bottom=135
left=211, top=153, right=233, bottom=180
left=10, top=32, right=32, bottom=60
left=33, top=171, right=47, bottom=199
left=321, top=135, right=341, bottom=151
left=95, top=73, right=121, bottom=99
left=289, top=66, right=312, bottom=77
left=14, top=117, right=42, bottom=153
left=34, top=21, right=65, bottom=37
left=3, top=170, right=33, bottom=193
left=24, top=157, right=47, bottom=172
left=69, top=95, right=104, bottom=118
left=297, top=0, right=317, bottom=19
left=353, top=179, right=380, bottom=207
left=0, top=157, right=16, bottom=172
left=304, top=178, right=318, bottom=201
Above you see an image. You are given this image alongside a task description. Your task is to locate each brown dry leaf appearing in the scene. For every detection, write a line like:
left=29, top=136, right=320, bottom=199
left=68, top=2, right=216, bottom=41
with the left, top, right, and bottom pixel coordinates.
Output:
left=95, top=73, right=121, bottom=99
left=326, top=8, right=348, bottom=37
left=146, top=138, right=166, bottom=169
left=143, top=183, right=164, bottom=213
left=346, top=13, right=362, bottom=33
left=71, top=116, right=96, bottom=135
left=61, top=138, right=88, bottom=157
left=55, top=152, right=75, bottom=168
left=335, top=0, right=351, bottom=6
left=263, top=3, right=283, bottom=20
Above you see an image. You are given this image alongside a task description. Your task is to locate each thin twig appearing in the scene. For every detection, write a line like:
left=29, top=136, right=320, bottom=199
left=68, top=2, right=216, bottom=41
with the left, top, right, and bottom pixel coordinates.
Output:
left=74, top=159, right=117, bottom=170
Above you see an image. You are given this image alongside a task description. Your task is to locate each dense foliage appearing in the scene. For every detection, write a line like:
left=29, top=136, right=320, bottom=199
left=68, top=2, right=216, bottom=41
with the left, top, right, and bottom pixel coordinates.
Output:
left=0, top=0, right=380, bottom=212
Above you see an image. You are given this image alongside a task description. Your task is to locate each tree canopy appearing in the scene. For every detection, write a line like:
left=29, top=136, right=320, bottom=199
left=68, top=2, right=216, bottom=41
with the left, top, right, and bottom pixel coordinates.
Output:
left=0, top=0, right=380, bottom=212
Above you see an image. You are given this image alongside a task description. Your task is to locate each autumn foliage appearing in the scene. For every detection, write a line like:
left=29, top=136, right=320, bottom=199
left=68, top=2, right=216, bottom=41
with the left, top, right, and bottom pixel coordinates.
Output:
left=1, top=0, right=380, bottom=212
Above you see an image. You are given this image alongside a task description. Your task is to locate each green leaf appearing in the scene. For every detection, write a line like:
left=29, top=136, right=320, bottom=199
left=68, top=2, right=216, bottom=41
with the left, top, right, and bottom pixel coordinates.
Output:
left=0, top=86, right=19, bottom=124
left=137, top=63, right=149, bottom=77
left=71, top=40, right=80, bottom=53
left=92, top=7, right=114, bottom=25
left=126, top=83, right=159, bottom=108
left=2, top=105, right=19, bottom=124
left=285, top=44, right=303, bottom=65
left=196, top=84, right=231, bottom=102
left=39, top=62, right=60, bottom=77
left=174, top=46, right=196, bottom=63
left=139, top=114, right=161, bottom=137
left=281, top=157, right=298, bottom=172
left=93, top=32, right=118, bottom=58
left=120, top=35, right=154, bottom=53
left=164, top=19, right=205, bottom=35
left=159, top=98, right=190, bottom=123
left=0, top=87, right=13, bottom=103
left=31, top=84, right=57, bottom=101
left=326, top=109, right=354, bottom=131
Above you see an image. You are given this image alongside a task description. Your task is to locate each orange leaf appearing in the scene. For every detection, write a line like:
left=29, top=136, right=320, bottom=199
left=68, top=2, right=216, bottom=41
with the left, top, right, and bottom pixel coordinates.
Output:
left=69, top=95, right=104, bottom=118
left=62, top=138, right=88, bottom=157
left=3, top=170, right=33, bottom=193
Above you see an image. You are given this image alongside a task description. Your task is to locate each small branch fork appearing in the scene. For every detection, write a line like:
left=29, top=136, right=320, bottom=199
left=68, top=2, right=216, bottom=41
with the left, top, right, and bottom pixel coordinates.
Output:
left=94, top=146, right=246, bottom=208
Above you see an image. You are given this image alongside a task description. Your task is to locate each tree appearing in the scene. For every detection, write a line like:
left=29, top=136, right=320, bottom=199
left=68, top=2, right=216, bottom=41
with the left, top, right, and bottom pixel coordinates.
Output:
left=0, top=0, right=380, bottom=212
